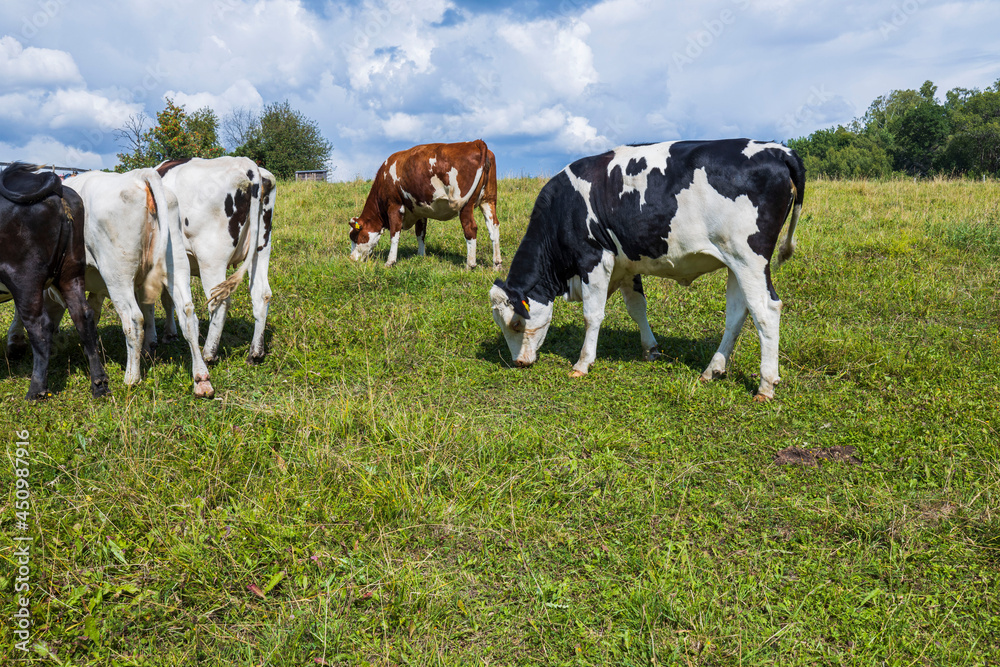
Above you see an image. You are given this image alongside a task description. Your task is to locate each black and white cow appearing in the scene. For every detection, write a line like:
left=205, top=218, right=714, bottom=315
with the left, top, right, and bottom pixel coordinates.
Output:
left=0, top=163, right=109, bottom=399
left=490, top=139, right=805, bottom=401
left=156, top=157, right=274, bottom=364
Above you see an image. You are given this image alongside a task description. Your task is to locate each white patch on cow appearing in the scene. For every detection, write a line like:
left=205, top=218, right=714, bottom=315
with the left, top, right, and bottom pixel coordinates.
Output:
left=411, top=165, right=483, bottom=220
left=606, top=142, right=677, bottom=208
left=562, top=166, right=598, bottom=240
left=742, top=140, right=791, bottom=159
left=659, top=167, right=761, bottom=281
left=389, top=161, right=399, bottom=183
left=350, top=230, right=382, bottom=261
left=428, top=157, right=436, bottom=167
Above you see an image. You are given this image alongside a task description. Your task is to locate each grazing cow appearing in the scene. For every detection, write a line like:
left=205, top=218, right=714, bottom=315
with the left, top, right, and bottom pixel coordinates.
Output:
left=156, top=156, right=275, bottom=363
left=9, top=169, right=214, bottom=397
left=490, top=139, right=805, bottom=401
left=349, top=140, right=501, bottom=270
left=0, top=163, right=109, bottom=399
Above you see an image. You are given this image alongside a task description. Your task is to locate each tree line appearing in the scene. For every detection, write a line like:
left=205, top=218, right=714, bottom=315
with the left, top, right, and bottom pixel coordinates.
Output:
left=789, top=79, right=1000, bottom=179
left=115, top=99, right=333, bottom=179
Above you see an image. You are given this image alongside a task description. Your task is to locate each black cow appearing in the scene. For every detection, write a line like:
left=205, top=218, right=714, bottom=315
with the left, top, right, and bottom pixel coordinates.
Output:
left=489, top=139, right=804, bottom=401
left=0, top=163, right=109, bottom=399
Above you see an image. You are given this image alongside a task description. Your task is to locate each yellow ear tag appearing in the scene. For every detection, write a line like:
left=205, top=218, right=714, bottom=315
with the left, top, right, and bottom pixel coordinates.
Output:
left=522, top=300, right=530, bottom=313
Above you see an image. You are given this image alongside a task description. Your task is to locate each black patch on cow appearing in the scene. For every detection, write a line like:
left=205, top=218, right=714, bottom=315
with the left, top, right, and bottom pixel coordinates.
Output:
left=262, top=208, right=273, bottom=247
left=226, top=188, right=252, bottom=247
left=251, top=182, right=259, bottom=199
left=632, top=275, right=644, bottom=295
left=247, top=169, right=255, bottom=181
left=625, top=158, right=647, bottom=176
left=504, top=139, right=801, bottom=308
left=184, top=217, right=189, bottom=227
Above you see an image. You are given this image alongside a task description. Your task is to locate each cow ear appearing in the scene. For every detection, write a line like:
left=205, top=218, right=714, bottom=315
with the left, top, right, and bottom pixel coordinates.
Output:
left=512, top=297, right=530, bottom=320
left=349, top=217, right=362, bottom=230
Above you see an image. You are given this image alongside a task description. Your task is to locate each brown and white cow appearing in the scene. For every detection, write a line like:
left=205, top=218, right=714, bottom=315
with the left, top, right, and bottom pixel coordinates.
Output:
left=349, top=140, right=501, bottom=270
left=156, top=157, right=274, bottom=364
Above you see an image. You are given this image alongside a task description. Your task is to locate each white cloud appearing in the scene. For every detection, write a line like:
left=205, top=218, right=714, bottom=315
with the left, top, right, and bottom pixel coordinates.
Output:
left=165, top=79, right=265, bottom=118
left=0, top=35, right=82, bottom=89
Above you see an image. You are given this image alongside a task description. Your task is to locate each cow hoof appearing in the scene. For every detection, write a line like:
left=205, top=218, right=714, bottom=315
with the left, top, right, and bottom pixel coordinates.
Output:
left=644, top=346, right=661, bottom=362
left=753, top=393, right=772, bottom=403
left=385, top=260, right=396, bottom=268
left=493, top=262, right=503, bottom=272
left=162, top=333, right=179, bottom=344
left=91, top=379, right=111, bottom=398
left=247, top=353, right=266, bottom=366
left=465, top=264, right=476, bottom=272
left=26, top=389, right=51, bottom=401
left=194, top=379, right=215, bottom=398
left=569, top=370, right=587, bottom=378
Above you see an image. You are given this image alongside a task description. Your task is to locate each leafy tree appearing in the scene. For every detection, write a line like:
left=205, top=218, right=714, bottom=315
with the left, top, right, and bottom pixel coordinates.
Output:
left=939, top=90, right=1000, bottom=175
left=892, top=100, right=950, bottom=175
left=115, top=99, right=224, bottom=172
left=232, top=101, right=333, bottom=179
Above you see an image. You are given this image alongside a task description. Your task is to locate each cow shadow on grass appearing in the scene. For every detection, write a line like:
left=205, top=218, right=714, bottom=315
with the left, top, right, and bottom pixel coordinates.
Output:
left=477, top=325, right=761, bottom=395
left=0, top=323, right=112, bottom=397
left=365, top=241, right=478, bottom=270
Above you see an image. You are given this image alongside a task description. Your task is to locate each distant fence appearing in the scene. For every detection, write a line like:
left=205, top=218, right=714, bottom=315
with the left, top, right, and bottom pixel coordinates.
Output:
left=0, top=161, right=90, bottom=174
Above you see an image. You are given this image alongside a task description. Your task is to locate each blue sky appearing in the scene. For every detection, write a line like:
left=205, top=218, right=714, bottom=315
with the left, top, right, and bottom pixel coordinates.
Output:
left=2, top=0, right=999, bottom=180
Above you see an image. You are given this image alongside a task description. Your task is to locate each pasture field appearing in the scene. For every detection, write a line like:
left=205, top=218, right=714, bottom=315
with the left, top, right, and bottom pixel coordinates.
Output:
left=1, top=176, right=999, bottom=666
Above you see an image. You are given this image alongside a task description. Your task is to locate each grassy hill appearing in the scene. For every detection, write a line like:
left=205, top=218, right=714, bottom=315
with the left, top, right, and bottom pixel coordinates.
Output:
left=1, top=176, right=998, bottom=665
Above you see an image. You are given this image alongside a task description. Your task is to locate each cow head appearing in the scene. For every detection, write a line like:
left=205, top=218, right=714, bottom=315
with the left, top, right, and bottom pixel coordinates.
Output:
left=348, top=215, right=382, bottom=261
left=489, top=280, right=553, bottom=368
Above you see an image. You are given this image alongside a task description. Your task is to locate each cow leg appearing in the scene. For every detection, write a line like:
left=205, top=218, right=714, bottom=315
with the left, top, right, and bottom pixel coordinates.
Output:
left=415, top=218, right=427, bottom=257
left=620, top=276, right=659, bottom=361
left=571, top=252, right=614, bottom=377
left=248, top=244, right=272, bottom=364
left=8, top=284, right=54, bottom=399
left=200, top=264, right=231, bottom=363
left=459, top=201, right=478, bottom=270
left=141, top=302, right=158, bottom=356
left=701, top=269, right=749, bottom=383
left=101, top=279, right=145, bottom=385
left=728, top=265, right=782, bottom=401
left=161, top=290, right=179, bottom=343
left=385, top=207, right=404, bottom=267
left=56, top=276, right=110, bottom=398
left=164, top=261, right=214, bottom=398
left=479, top=199, right=501, bottom=270
left=6, top=310, right=28, bottom=357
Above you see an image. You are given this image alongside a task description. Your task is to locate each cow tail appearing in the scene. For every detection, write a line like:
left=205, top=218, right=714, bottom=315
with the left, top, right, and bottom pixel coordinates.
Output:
left=138, top=169, right=171, bottom=303
left=776, top=149, right=806, bottom=268
left=207, top=167, right=261, bottom=309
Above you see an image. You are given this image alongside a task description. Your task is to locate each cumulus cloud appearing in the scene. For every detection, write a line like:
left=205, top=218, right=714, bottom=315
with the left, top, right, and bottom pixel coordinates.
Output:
left=0, top=35, right=81, bottom=89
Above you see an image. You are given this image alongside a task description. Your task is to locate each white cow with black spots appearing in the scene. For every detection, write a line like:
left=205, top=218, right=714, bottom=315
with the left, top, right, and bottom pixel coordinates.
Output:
left=490, top=139, right=805, bottom=401
left=156, top=156, right=275, bottom=364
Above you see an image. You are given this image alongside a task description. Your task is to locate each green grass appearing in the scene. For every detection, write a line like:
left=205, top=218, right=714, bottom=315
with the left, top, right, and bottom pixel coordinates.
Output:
left=1, top=177, right=999, bottom=666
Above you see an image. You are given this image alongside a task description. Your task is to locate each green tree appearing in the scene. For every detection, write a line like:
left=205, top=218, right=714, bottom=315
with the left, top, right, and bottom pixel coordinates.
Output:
left=115, top=99, right=224, bottom=172
left=232, top=101, right=333, bottom=179
left=892, top=100, right=950, bottom=175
